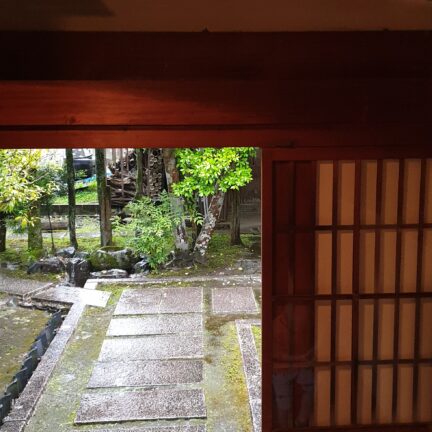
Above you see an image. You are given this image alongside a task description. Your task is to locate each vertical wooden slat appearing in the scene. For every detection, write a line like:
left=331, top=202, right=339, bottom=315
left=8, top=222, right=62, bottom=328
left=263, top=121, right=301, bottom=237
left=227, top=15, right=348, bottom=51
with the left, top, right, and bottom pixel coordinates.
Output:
left=330, top=160, right=338, bottom=425
left=261, top=148, right=274, bottom=431
left=413, top=158, right=427, bottom=422
left=392, top=159, right=405, bottom=421
left=351, top=160, right=362, bottom=424
left=372, top=159, right=383, bottom=423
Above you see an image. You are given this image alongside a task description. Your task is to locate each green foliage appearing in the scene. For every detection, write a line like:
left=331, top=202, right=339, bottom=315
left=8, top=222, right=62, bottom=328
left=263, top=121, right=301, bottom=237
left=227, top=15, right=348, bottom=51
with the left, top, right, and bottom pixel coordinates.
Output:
left=114, top=192, right=184, bottom=269
left=0, top=150, right=43, bottom=214
left=53, top=181, right=98, bottom=205
left=172, top=147, right=256, bottom=199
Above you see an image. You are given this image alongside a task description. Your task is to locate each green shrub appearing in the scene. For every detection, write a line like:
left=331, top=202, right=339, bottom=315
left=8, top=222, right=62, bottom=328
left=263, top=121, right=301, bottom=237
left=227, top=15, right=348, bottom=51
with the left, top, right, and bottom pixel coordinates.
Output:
left=114, top=192, right=184, bottom=269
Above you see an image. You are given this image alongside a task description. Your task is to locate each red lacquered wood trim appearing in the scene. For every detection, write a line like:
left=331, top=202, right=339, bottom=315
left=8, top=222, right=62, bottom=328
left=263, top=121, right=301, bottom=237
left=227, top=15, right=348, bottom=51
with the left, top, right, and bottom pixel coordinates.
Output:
left=262, top=148, right=274, bottom=431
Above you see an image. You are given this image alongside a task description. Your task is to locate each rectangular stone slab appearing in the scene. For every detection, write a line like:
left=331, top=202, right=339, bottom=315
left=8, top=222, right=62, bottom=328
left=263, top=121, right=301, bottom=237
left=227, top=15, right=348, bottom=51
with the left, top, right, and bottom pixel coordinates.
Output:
left=0, top=275, right=49, bottom=297
left=75, top=388, right=206, bottom=423
left=211, top=287, right=258, bottom=314
left=98, top=334, right=203, bottom=361
left=114, top=287, right=203, bottom=315
left=107, top=314, right=203, bottom=336
left=32, top=286, right=110, bottom=308
left=88, top=359, right=203, bottom=388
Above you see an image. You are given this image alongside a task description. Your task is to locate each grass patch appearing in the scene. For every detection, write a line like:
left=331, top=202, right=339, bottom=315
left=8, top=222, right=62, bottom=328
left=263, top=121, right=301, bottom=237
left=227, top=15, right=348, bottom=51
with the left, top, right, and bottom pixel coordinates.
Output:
left=0, top=268, right=60, bottom=283
left=52, top=182, right=98, bottom=205
left=252, top=325, right=262, bottom=364
left=0, top=306, right=51, bottom=392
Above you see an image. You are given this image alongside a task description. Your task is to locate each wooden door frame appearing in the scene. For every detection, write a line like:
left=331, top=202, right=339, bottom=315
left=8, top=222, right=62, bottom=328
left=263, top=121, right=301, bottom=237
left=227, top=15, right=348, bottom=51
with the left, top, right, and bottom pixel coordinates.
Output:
left=0, top=30, right=431, bottom=431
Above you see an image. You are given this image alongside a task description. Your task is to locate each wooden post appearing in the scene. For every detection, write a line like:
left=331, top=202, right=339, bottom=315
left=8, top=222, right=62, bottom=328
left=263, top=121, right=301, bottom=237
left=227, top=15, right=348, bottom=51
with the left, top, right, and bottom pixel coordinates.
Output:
left=0, top=213, right=6, bottom=252
left=135, top=148, right=144, bottom=199
left=95, top=149, right=112, bottom=246
left=65, top=149, right=78, bottom=249
left=230, top=188, right=242, bottom=245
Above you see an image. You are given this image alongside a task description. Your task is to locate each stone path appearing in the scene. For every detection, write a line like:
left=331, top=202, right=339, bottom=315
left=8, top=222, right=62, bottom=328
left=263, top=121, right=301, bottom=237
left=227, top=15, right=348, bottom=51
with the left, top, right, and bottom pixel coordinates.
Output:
left=2, top=275, right=262, bottom=431
left=0, top=274, right=51, bottom=298
left=32, top=285, right=110, bottom=308
left=76, top=287, right=207, bottom=427
left=212, top=287, right=258, bottom=314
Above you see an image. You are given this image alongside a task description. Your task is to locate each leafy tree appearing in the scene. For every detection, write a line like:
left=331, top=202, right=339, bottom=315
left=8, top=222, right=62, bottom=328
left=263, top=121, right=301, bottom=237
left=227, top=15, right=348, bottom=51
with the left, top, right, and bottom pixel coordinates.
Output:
left=0, top=150, right=60, bottom=254
left=0, top=150, right=44, bottom=252
left=172, top=147, right=256, bottom=258
left=114, top=191, right=184, bottom=269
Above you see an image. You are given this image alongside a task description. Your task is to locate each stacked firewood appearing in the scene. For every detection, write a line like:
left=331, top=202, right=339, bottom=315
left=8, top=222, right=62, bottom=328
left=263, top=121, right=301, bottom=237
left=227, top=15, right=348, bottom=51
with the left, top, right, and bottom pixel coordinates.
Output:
left=107, top=150, right=146, bottom=206
left=107, top=149, right=165, bottom=206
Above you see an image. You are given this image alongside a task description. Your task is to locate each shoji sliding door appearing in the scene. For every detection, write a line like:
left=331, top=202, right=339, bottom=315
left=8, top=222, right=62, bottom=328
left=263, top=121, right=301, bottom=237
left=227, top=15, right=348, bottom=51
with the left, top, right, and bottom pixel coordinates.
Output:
left=262, top=148, right=432, bottom=431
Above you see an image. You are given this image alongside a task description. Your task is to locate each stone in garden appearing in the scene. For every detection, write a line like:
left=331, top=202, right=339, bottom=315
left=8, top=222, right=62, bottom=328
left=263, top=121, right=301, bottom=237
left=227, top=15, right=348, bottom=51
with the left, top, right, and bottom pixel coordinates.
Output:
left=89, top=247, right=139, bottom=271
left=32, top=285, right=110, bottom=308
left=114, top=287, right=203, bottom=315
left=88, top=359, right=203, bottom=387
left=212, top=287, right=258, bottom=314
left=133, top=258, right=151, bottom=274
left=107, top=314, right=203, bottom=336
left=75, top=388, right=206, bottom=423
left=249, top=240, right=261, bottom=255
left=56, top=246, right=76, bottom=258
left=164, top=250, right=194, bottom=268
left=90, top=269, right=129, bottom=279
left=237, top=259, right=261, bottom=274
left=66, top=258, right=91, bottom=287
left=98, top=334, right=203, bottom=361
left=27, top=257, right=64, bottom=275
left=0, top=274, right=49, bottom=297
left=75, top=251, right=90, bottom=260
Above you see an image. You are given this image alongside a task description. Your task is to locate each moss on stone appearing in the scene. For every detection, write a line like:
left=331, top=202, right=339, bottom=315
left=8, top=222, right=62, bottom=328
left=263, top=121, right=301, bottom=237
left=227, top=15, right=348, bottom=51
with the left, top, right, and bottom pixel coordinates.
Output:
left=0, top=306, right=50, bottom=392
left=24, top=299, right=117, bottom=431
left=204, top=321, right=253, bottom=432
left=252, top=325, right=262, bottom=364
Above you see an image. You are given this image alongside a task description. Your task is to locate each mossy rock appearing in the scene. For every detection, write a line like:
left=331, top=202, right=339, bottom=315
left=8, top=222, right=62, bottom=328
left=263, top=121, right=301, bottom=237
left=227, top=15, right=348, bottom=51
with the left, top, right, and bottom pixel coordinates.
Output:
left=89, top=248, right=139, bottom=271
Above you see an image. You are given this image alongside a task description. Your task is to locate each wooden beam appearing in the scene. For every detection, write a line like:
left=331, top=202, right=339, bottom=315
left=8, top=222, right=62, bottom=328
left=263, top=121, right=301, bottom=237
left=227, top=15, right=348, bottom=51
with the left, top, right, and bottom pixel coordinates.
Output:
left=0, top=79, right=430, bottom=128
left=0, top=31, right=431, bottom=80
left=1, top=124, right=431, bottom=149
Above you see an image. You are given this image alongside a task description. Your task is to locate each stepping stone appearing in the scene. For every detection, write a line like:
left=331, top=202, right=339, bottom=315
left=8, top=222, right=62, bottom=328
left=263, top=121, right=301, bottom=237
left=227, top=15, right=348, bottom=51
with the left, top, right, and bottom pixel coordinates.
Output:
left=32, top=286, right=110, bottom=308
left=107, top=314, right=203, bottom=336
left=211, top=287, right=258, bottom=314
left=0, top=274, right=50, bottom=297
left=77, top=427, right=206, bottom=432
left=75, top=388, right=206, bottom=423
left=98, top=334, right=203, bottom=361
left=114, top=287, right=203, bottom=315
left=88, top=359, right=203, bottom=387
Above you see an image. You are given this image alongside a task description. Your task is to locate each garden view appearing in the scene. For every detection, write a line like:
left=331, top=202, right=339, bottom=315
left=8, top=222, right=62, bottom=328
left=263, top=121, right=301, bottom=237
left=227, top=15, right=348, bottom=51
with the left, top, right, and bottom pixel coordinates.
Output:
left=0, top=148, right=262, bottom=432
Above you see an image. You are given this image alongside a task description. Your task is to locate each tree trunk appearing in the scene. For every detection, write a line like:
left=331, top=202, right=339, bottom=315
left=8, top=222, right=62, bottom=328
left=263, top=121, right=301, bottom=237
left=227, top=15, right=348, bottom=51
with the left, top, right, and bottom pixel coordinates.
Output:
left=229, top=189, right=242, bottom=246
left=28, top=201, right=43, bottom=251
left=66, top=149, right=78, bottom=249
left=95, top=149, right=112, bottom=246
left=162, top=148, right=189, bottom=251
left=0, top=213, right=6, bottom=252
left=147, top=149, right=163, bottom=199
left=193, top=190, right=225, bottom=259
left=135, top=148, right=144, bottom=199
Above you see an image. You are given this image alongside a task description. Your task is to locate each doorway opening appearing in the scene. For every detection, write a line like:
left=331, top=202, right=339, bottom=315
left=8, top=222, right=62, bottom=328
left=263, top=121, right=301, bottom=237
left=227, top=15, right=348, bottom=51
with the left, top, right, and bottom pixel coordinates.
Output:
left=0, top=146, right=262, bottom=431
